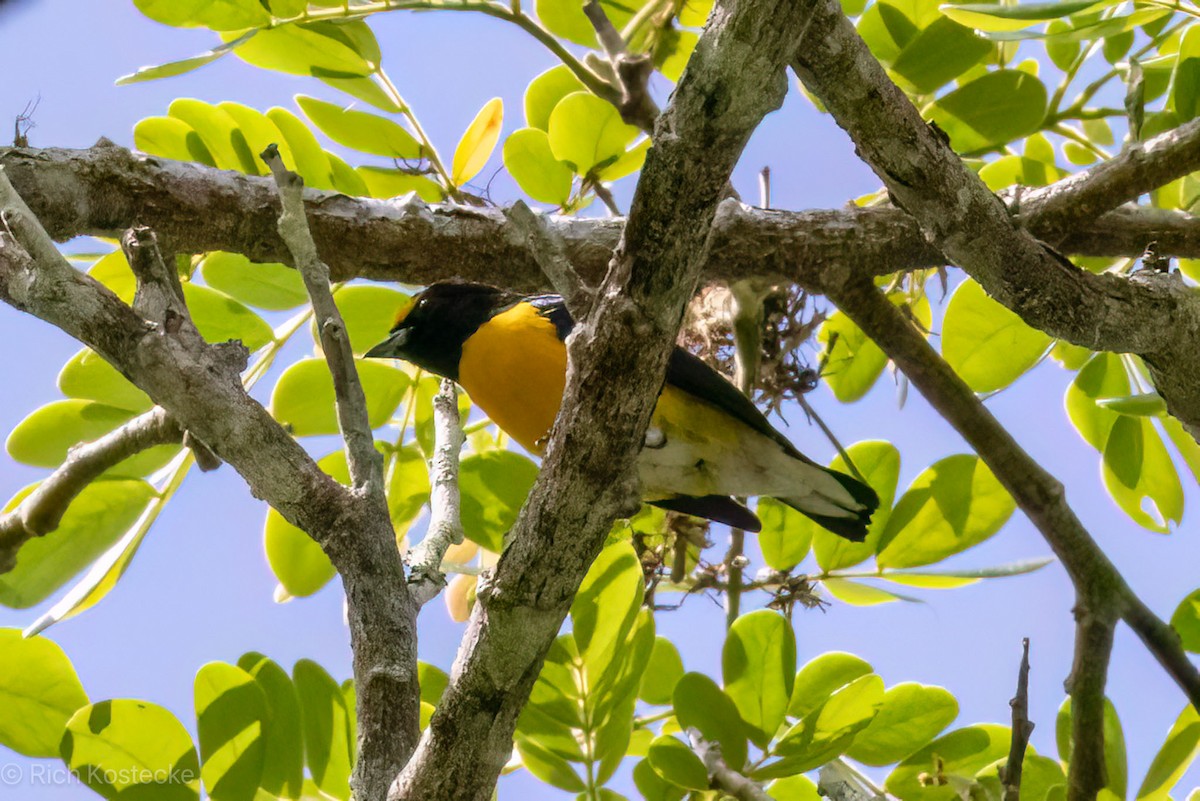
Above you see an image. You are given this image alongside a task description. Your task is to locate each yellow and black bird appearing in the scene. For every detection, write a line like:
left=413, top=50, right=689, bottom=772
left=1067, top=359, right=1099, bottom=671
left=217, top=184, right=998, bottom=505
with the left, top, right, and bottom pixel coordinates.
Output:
left=365, top=282, right=878, bottom=541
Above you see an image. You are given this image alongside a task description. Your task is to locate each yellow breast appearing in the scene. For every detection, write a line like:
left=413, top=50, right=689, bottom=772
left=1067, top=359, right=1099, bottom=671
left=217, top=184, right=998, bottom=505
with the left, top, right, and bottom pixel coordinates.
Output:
left=458, top=302, right=567, bottom=454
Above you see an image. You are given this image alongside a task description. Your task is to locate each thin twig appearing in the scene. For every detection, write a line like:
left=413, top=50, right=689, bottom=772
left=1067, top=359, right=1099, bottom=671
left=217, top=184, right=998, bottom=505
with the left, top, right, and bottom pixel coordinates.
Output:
left=583, top=0, right=626, bottom=56
left=408, top=379, right=466, bottom=606
left=261, top=144, right=384, bottom=498
left=1000, top=638, right=1034, bottom=801
left=503, top=200, right=593, bottom=314
left=688, top=728, right=771, bottom=801
left=0, top=407, right=181, bottom=573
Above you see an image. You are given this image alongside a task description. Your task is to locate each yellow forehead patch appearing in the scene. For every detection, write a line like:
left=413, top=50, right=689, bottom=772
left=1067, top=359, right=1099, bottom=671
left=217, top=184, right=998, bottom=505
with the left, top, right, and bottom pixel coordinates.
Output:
left=391, top=297, right=417, bottom=329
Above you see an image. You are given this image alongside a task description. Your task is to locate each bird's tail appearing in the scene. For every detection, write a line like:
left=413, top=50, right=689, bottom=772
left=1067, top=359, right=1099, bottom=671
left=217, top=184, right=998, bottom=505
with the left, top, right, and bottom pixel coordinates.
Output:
left=775, top=463, right=879, bottom=543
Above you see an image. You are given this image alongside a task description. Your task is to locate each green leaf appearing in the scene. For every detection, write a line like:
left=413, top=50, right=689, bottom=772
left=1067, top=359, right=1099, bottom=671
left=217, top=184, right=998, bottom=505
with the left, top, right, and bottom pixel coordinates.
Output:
left=813, top=440, right=901, bottom=571
left=452, top=98, right=503, bottom=186
left=62, top=699, right=201, bottom=801
left=979, top=154, right=1066, bottom=190
left=116, top=31, right=256, bottom=85
left=0, top=629, right=89, bottom=757
left=266, top=107, right=336, bottom=191
left=0, top=479, right=158, bottom=609
left=194, top=662, right=267, bottom=801
left=757, top=497, right=812, bottom=571
left=822, top=578, right=914, bottom=605
left=231, top=21, right=378, bottom=77
left=458, top=451, right=538, bottom=551
left=769, top=774, right=822, bottom=801
left=940, top=0, right=1106, bottom=32
left=417, top=662, right=450, bottom=707
left=323, top=285, right=410, bottom=356
left=535, top=0, right=651, bottom=47
left=891, top=17, right=991, bottom=93
left=169, top=99, right=258, bottom=173
left=723, top=610, right=796, bottom=748
left=647, top=735, right=710, bottom=791
left=572, top=541, right=646, bottom=698
left=525, top=66, right=587, bottom=131
left=1095, top=392, right=1166, bottom=416
left=6, top=400, right=175, bottom=477
left=872, top=557, right=1053, bottom=588
left=387, top=445, right=431, bottom=538
left=517, top=735, right=586, bottom=791
left=1101, top=415, right=1183, bottom=532
left=504, top=128, right=574, bottom=205
left=764, top=674, right=884, bottom=778
left=134, top=116, right=216, bottom=165
left=297, top=95, right=421, bottom=159
left=942, top=278, right=1053, bottom=392
left=88, top=250, right=138, bottom=305
left=818, top=310, right=887, bottom=403
left=320, top=74, right=403, bottom=113
left=846, top=683, right=959, bottom=765
left=789, top=652, right=874, bottom=718
left=1066, top=353, right=1129, bottom=450
left=673, top=673, right=749, bottom=773
left=927, top=70, right=1047, bottom=152
left=885, top=724, right=1011, bottom=798
left=876, top=454, right=1015, bottom=568
left=133, top=0, right=270, bottom=30
left=200, top=252, right=309, bottom=311
left=595, top=137, right=650, bottom=182
left=270, top=358, right=409, bottom=437
left=634, top=758, right=687, bottom=801
left=1137, top=705, right=1200, bottom=800
left=58, top=348, right=152, bottom=413
left=264, top=506, right=336, bottom=599
left=182, top=284, right=274, bottom=350
left=639, top=637, right=685, bottom=705
left=236, top=653, right=304, bottom=800
left=1171, top=26, right=1200, bottom=122
left=1056, top=697, right=1126, bottom=798
left=547, top=92, right=640, bottom=176
left=1172, top=588, right=1200, bottom=652
left=293, top=660, right=354, bottom=800
left=357, top=167, right=444, bottom=202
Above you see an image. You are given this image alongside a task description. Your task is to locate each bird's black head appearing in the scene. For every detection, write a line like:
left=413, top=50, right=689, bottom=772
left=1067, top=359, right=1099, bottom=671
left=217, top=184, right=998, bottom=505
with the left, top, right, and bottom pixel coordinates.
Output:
left=364, top=282, right=519, bottom=379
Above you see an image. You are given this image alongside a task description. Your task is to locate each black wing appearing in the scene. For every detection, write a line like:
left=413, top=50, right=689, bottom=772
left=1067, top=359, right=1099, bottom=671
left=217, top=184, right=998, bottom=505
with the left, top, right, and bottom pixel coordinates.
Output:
left=528, top=294, right=808, bottom=463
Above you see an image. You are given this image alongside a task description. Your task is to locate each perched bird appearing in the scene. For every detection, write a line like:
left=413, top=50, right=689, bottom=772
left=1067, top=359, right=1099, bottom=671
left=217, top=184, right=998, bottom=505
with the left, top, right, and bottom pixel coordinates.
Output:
left=365, top=282, right=878, bottom=541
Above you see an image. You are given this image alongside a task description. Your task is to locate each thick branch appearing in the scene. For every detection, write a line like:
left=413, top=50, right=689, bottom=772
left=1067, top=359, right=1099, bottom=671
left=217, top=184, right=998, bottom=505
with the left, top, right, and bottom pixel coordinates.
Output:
left=0, top=166, right=419, bottom=801
left=0, top=407, right=180, bottom=572
left=787, top=0, right=1200, bottom=437
left=6, top=145, right=1200, bottom=290
left=1066, top=604, right=1116, bottom=801
left=818, top=269, right=1200, bottom=721
left=389, top=2, right=804, bottom=798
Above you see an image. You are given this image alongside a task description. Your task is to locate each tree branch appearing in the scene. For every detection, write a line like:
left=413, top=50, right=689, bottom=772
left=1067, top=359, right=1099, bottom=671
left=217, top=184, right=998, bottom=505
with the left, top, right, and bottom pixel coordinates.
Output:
left=1066, top=603, right=1115, bottom=801
left=262, top=145, right=384, bottom=496
left=0, top=165, right=419, bottom=801
left=407, top=379, right=466, bottom=606
left=688, top=728, right=772, bottom=801
left=6, top=144, right=1200, bottom=290
left=389, top=1, right=805, bottom=797
left=0, top=406, right=180, bottom=573
left=817, top=269, right=1200, bottom=732
left=1000, top=638, right=1034, bottom=801
left=787, top=0, right=1200, bottom=438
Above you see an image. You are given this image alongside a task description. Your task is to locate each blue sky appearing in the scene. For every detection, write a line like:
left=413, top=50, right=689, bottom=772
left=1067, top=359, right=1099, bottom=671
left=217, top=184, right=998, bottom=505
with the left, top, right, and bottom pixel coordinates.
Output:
left=0, top=1, right=1197, bottom=798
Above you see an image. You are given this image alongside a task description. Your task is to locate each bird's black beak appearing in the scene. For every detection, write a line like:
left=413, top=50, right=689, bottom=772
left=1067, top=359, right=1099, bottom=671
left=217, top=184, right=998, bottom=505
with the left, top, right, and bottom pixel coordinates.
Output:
left=365, top=328, right=410, bottom=359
